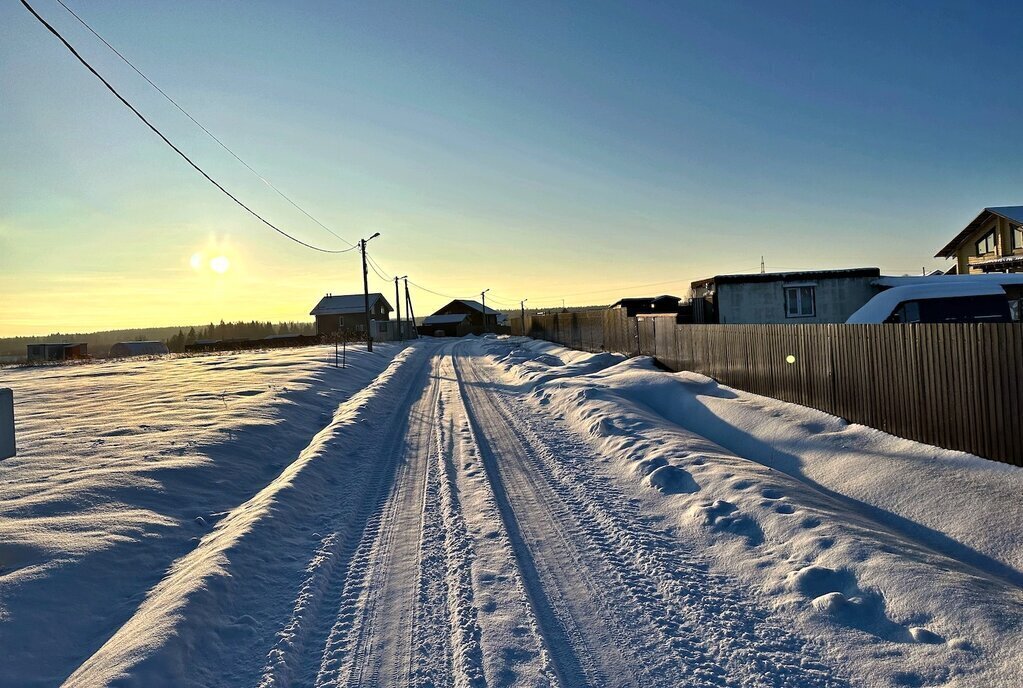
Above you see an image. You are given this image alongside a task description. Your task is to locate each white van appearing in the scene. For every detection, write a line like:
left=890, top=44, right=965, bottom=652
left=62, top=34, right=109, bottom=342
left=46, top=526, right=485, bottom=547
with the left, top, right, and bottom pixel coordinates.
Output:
left=846, top=275, right=1023, bottom=324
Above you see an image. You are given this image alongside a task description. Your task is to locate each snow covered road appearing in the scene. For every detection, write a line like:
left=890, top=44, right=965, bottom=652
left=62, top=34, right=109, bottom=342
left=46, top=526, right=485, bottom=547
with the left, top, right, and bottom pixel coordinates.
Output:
left=3, top=338, right=1023, bottom=687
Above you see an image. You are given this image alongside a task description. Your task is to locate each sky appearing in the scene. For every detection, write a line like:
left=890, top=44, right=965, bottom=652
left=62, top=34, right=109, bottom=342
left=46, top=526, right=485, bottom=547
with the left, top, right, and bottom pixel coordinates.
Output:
left=3, top=0, right=1023, bottom=336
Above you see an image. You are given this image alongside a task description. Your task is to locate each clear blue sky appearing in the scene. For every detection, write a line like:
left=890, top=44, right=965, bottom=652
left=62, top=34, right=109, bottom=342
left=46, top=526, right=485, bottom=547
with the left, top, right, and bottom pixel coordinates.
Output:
left=2, top=0, right=1021, bottom=334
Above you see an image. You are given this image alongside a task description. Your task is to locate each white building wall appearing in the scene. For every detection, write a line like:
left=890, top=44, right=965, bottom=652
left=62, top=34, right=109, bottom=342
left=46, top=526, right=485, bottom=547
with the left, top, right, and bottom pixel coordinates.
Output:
left=717, top=276, right=877, bottom=324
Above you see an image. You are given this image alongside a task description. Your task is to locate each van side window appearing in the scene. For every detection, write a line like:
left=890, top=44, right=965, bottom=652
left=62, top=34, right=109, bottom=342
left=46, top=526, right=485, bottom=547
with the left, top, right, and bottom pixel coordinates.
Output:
left=903, top=301, right=921, bottom=323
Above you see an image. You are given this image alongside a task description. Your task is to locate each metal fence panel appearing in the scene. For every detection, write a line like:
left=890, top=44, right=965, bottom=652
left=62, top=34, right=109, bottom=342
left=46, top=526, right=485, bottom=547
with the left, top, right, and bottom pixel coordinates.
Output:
left=518, top=315, right=1022, bottom=466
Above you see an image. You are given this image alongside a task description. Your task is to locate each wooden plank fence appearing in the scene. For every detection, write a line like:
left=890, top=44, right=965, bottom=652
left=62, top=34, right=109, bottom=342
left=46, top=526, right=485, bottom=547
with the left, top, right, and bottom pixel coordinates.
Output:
left=512, top=312, right=1023, bottom=466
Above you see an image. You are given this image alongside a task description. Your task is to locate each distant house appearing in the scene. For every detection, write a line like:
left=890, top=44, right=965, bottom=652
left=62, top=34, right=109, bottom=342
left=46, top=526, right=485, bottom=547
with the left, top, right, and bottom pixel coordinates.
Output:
left=421, top=313, right=472, bottom=337
left=26, top=343, right=87, bottom=362
left=310, top=293, right=394, bottom=339
left=610, top=297, right=655, bottom=317
left=936, top=206, right=1023, bottom=274
left=109, top=341, right=169, bottom=358
left=426, top=299, right=501, bottom=335
left=609, top=295, right=682, bottom=317
left=690, top=268, right=880, bottom=324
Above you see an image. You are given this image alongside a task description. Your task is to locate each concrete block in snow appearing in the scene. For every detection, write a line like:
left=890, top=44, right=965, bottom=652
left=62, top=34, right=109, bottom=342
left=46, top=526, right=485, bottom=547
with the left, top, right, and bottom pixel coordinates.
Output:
left=0, top=388, right=14, bottom=459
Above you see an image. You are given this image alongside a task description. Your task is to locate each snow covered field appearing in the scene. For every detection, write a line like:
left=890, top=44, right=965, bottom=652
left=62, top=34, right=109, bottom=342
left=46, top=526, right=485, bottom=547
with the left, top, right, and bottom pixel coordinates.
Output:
left=2, top=337, right=1022, bottom=687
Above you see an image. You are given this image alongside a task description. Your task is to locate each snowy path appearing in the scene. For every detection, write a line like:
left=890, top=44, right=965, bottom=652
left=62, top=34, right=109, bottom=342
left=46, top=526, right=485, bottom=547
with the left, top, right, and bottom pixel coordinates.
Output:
left=254, top=340, right=843, bottom=687
left=5, top=337, right=1023, bottom=686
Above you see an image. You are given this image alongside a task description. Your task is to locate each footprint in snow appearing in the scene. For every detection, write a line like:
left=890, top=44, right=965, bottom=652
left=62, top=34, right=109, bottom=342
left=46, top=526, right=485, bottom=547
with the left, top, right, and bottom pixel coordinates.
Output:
left=644, top=465, right=699, bottom=494
left=689, top=500, right=763, bottom=545
left=788, top=565, right=945, bottom=644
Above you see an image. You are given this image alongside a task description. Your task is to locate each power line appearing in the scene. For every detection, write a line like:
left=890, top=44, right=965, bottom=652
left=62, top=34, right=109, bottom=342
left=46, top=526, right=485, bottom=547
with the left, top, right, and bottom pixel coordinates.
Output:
left=53, top=0, right=358, bottom=250
left=365, top=253, right=391, bottom=282
left=406, top=279, right=477, bottom=301
left=21, top=0, right=355, bottom=255
left=365, top=252, right=390, bottom=277
left=527, top=277, right=694, bottom=301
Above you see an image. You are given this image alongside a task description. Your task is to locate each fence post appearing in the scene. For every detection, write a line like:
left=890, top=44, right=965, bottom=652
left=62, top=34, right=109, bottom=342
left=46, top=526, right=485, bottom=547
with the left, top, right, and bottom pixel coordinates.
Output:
left=1, top=388, right=15, bottom=460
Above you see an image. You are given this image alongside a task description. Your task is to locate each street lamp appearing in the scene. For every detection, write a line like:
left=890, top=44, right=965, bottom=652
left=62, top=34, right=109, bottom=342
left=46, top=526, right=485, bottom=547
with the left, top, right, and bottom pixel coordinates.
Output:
left=520, top=298, right=528, bottom=335
left=360, top=233, right=381, bottom=352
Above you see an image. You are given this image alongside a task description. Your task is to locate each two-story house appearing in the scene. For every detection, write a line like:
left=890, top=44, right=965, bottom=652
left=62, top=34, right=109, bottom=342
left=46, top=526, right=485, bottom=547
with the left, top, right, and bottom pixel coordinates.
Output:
left=936, top=206, right=1023, bottom=274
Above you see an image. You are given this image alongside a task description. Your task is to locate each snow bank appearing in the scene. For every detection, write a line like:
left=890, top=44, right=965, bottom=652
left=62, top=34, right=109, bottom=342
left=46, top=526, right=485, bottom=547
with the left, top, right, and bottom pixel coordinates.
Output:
left=65, top=345, right=422, bottom=687
left=487, top=338, right=1023, bottom=687
left=0, top=344, right=400, bottom=686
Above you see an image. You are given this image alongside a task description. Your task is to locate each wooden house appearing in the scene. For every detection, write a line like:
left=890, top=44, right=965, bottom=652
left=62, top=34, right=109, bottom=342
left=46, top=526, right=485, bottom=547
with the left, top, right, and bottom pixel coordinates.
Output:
left=936, top=206, right=1023, bottom=274
left=310, top=293, right=394, bottom=338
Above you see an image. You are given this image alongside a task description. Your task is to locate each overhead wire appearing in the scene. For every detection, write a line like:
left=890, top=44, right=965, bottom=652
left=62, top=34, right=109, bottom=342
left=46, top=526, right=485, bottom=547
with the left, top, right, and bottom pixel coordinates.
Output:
left=366, top=255, right=391, bottom=282
left=21, top=0, right=355, bottom=254
left=52, top=0, right=358, bottom=250
left=406, top=279, right=478, bottom=301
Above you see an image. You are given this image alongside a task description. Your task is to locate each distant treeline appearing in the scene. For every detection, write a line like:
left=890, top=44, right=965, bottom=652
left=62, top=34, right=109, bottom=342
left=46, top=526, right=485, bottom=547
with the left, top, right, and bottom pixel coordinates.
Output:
left=164, top=320, right=316, bottom=353
left=0, top=321, right=316, bottom=358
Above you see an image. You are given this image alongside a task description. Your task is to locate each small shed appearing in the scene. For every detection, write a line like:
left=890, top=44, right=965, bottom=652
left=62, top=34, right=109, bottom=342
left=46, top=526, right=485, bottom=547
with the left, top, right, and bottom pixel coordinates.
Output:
left=609, top=297, right=654, bottom=317
left=690, top=268, right=881, bottom=324
left=109, top=341, right=170, bottom=358
left=26, top=343, right=87, bottom=362
left=651, top=295, right=682, bottom=313
left=609, top=295, right=682, bottom=317
left=420, top=313, right=472, bottom=337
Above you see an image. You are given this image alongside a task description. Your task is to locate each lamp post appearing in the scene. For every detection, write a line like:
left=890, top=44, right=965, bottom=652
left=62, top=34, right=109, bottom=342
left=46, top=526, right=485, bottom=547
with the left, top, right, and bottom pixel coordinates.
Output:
left=481, top=288, right=490, bottom=334
left=360, top=232, right=381, bottom=352
left=520, top=298, right=527, bottom=335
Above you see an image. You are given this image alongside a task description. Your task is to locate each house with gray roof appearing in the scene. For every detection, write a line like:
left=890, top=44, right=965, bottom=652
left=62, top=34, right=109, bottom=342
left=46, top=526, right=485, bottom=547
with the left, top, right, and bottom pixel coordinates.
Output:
left=425, top=299, right=502, bottom=335
left=310, top=292, right=394, bottom=338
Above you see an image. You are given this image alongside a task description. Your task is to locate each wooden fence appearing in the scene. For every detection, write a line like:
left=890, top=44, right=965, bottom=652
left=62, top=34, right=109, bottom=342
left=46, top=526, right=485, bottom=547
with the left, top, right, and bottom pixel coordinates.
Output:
left=511, top=312, right=1023, bottom=466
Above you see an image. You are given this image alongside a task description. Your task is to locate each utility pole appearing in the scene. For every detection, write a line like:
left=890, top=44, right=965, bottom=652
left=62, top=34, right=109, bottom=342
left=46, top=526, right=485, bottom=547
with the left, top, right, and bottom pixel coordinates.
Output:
left=481, top=288, right=490, bottom=334
left=520, top=298, right=527, bottom=335
left=394, top=275, right=407, bottom=342
left=404, top=277, right=417, bottom=338
left=761, top=256, right=765, bottom=274
left=360, top=232, right=380, bottom=352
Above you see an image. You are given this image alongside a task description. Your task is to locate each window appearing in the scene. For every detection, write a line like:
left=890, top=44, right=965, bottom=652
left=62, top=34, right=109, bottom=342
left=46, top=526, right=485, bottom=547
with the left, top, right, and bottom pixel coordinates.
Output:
left=784, top=285, right=816, bottom=318
left=1013, top=225, right=1023, bottom=251
left=976, top=230, right=997, bottom=256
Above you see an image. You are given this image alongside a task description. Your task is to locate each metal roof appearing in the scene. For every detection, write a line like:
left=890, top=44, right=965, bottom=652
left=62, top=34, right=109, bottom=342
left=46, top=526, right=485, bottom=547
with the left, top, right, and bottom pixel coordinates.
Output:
left=935, top=206, right=1023, bottom=258
left=693, top=268, right=879, bottom=287
left=310, top=293, right=391, bottom=316
left=423, top=314, right=469, bottom=325
left=439, top=299, right=499, bottom=315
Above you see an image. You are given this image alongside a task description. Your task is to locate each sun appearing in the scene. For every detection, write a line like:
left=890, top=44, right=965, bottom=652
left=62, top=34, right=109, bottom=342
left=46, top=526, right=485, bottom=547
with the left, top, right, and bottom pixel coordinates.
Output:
left=210, top=256, right=230, bottom=274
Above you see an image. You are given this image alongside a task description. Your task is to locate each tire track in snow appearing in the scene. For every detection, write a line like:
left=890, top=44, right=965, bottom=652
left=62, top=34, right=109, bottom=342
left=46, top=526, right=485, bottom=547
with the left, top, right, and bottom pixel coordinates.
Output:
left=455, top=341, right=846, bottom=687
left=435, top=351, right=557, bottom=688
left=453, top=345, right=648, bottom=687
left=259, top=343, right=554, bottom=688
left=315, top=352, right=450, bottom=687
left=257, top=346, right=437, bottom=688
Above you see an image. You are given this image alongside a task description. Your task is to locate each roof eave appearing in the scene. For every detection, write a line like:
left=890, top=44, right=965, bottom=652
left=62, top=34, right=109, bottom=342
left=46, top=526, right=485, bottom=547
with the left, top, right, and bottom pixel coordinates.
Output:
left=935, top=207, right=999, bottom=258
